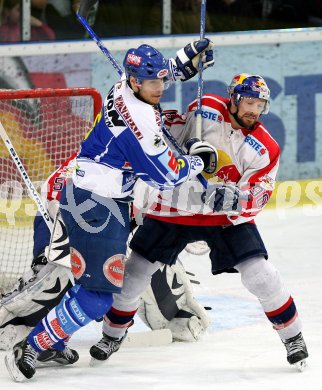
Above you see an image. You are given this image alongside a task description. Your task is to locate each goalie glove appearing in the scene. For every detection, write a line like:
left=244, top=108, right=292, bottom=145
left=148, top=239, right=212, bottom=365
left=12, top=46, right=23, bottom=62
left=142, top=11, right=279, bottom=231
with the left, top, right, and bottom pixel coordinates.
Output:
left=138, top=259, right=209, bottom=342
left=169, top=38, right=214, bottom=82
left=185, top=137, right=218, bottom=174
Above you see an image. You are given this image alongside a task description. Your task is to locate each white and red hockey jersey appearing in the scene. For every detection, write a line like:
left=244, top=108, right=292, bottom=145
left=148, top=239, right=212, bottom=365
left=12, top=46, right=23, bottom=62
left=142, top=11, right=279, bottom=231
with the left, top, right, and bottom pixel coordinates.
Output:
left=145, top=94, right=280, bottom=226
left=41, top=152, right=77, bottom=204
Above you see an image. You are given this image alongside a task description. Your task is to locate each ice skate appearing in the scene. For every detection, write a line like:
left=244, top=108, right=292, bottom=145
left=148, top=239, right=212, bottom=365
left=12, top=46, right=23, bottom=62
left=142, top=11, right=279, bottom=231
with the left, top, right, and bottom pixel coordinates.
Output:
left=37, top=345, right=79, bottom=366
left=89, top=331, right=127, bottom=366
left=5, top=337, right=39, bottom=382
left=283, top=332, right=308, bottom=372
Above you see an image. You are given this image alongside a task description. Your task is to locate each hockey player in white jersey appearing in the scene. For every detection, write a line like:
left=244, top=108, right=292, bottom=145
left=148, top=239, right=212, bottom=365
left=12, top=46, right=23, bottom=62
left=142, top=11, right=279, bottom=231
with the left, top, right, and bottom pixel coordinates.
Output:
left=88, top=74, right=308, bottom=371
left=1, top=154, right=208, bottom=349
left=4, top=40, right=216, bottom=382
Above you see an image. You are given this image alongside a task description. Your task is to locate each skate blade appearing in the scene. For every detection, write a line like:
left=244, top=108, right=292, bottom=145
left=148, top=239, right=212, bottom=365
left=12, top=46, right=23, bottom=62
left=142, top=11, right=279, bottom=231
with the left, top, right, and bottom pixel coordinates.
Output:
left=89, top=357, right=109, bottom=367
left=294, top=358, right=307, bottom=372
left=4, top=351, right=26, bottom=382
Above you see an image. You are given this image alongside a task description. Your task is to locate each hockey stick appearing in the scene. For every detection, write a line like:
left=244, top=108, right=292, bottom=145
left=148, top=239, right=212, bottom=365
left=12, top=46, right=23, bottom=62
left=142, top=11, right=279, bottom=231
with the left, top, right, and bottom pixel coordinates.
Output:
left=0, top=120, right=53, bottom=231
left=0, top=120, right=73, bottom=269
left=77, top=0, right=208, bottom=188
left=195, top=0, right=207, bottom=139
left=77, top=0, right=123, bottom=76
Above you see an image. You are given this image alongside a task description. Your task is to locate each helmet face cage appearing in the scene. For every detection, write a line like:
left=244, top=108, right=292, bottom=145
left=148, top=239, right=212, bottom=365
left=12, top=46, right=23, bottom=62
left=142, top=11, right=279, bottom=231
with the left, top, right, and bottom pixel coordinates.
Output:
left=123, top=44, right=172, bottom=90
left=228, top=74, right=270, bottom=114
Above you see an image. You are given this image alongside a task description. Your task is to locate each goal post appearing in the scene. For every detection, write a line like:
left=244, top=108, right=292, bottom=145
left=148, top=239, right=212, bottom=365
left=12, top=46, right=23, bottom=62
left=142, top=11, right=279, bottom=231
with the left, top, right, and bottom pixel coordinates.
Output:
left=0, top=87, right=102, bottom=294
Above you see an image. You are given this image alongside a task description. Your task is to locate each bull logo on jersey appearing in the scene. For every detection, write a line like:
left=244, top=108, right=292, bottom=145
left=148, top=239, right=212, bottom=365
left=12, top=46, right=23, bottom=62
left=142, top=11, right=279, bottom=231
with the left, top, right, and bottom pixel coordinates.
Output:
left=210, top=150, right=241, bottom=183
left=215, top=164, right=240, bottom=183
left=258, top=173, right=275, bottom=191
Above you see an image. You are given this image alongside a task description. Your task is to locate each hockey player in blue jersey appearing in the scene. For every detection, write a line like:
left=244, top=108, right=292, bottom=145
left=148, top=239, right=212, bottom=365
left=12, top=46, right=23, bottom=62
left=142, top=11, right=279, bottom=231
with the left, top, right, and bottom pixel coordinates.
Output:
left=5, top=39, right=217, bottom=382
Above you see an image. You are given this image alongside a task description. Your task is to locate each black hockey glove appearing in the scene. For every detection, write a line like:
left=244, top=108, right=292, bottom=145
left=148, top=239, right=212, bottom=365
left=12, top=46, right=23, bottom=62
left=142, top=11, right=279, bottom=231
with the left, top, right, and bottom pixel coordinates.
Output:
left=203, top=183, right=250, bottom=214
left=185, top=137, right=218, bottom=174
left=169, top=38, right=214, bottom=81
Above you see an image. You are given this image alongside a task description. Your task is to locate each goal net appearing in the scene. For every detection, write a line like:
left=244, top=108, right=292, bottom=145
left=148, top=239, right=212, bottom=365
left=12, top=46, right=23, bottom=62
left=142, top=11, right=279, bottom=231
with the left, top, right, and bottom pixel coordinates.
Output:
left=0, top=88, right=102, bottom=294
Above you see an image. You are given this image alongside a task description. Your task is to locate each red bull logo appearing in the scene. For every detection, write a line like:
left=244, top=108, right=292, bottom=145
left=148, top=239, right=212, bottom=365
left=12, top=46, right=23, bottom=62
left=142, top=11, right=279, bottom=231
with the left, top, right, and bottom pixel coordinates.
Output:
left=215, top=164, right=240, bottom=183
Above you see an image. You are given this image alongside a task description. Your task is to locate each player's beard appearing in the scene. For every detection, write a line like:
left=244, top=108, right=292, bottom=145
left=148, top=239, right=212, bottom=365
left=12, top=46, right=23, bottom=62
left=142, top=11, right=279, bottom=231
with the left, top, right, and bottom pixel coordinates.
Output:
left=235, top=112, right=258, bottom=129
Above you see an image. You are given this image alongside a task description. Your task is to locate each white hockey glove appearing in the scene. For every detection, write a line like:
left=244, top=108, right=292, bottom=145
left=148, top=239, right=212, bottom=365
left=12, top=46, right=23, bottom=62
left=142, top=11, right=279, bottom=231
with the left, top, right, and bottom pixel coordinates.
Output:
left=138, top=260, right=209, bottom=342
left=185, top=137, right=218, bottom=174
left=203, top=183, right=250, bottom=214
left=169, top=38, right=214, bottom=82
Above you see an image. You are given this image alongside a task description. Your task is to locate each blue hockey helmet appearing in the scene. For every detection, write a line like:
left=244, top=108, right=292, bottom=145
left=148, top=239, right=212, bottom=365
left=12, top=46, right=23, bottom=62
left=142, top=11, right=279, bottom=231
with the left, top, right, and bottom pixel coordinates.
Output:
left=123, top=44, right=170, bottom=83
left=228, top=73, right=270, bottom=114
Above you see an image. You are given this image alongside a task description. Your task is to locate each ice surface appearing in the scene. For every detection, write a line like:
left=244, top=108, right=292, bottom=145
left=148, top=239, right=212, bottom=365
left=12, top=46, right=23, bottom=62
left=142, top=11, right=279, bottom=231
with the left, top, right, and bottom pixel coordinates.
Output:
left=0, top=206, right=321, bottom=389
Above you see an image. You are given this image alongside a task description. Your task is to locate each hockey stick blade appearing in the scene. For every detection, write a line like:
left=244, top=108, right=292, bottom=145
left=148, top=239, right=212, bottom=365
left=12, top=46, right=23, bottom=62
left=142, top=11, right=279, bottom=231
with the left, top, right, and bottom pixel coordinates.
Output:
left=123, top=328, right=172, bottom=348
left=89, top=329, right=172, bottom=367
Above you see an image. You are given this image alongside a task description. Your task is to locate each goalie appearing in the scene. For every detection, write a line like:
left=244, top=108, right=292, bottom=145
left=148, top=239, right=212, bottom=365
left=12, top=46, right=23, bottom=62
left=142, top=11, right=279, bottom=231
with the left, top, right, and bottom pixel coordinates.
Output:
left=0, top=157, right=210, bottom=352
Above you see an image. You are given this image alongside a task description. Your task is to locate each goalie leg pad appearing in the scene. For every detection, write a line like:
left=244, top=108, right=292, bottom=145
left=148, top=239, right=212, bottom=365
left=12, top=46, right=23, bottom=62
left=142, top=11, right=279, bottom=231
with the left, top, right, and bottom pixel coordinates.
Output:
left=33, top=215, right=51, bottom=260
left=168, top=316, right=205, bottom=342
left=0, top=262, right=72, bottom=328
left=138, top=259, right=209, bottom=342
left=46, top=210, right=71, bottom=268
left=0, top=325, right=17, bottom=350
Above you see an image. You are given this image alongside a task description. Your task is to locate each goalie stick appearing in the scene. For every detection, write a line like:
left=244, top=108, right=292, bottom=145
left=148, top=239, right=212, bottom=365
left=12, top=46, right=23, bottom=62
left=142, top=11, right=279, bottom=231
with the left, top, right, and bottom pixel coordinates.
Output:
left=0, top=120, right=72, bottom=269
left=123, top=328, right=172, bottom=348
left=0, top=120, right=53, bottom=231
left=77, top=0, right=208, bottom=189
left=195, top=0, right=207, bottom=139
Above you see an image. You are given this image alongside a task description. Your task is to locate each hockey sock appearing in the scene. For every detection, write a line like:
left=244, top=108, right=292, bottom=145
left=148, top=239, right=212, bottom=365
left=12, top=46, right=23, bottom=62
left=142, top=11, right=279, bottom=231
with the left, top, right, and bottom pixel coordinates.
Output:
left=236, top=256, right=302, bottom=340
left=28, top=284, right=113, bottom=352
left=103, top=307, right=137, bottom=338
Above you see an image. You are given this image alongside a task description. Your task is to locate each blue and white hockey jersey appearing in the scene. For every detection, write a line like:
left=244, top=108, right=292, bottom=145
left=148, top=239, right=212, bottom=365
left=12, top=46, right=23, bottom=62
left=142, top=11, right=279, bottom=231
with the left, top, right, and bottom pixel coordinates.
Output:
left=72, top=76, right=203, bottom=199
